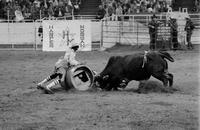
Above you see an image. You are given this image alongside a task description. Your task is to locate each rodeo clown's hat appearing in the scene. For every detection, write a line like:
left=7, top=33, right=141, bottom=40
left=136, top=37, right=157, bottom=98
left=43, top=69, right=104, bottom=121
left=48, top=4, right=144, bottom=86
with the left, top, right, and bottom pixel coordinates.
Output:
left=70, top=42, right=79, bottom=50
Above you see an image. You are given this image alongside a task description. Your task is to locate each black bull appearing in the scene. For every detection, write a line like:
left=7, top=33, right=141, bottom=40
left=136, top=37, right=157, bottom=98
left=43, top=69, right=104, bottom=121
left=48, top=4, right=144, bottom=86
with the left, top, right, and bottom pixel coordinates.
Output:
left=94, top=51, right=174, bottom=91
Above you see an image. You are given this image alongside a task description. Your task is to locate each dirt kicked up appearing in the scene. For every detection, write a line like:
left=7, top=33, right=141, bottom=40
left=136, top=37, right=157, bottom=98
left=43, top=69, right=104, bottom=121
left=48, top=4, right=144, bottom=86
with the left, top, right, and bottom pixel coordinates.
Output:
left=0, top=46, right=199, bottom=130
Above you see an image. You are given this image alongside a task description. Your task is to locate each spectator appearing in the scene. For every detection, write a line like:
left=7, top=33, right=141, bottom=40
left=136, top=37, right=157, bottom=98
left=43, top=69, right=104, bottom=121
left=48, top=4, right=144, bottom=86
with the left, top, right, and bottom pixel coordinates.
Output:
left=64, top=3, right=72, bottom=17
left=3, top=2, right=10, bottom=19
left=197, top=1, right=200, bottom=12
left=22, top=5, right=31, bottom=19
left=30, top=1, right=39, bottom=20
left=0, top=1, right=5, bottom=19
left=140, top=1, right=146, bottom=13
left=54, top=6, right=65, bottom=17
left=96, top=5, right=106, bottom=20
left=122, top=2, right=130, bottom=20
left=48, top=1, right=54, bottom=18
left=122, top=0, right=130, bottom=14
left=148, top=14, right=159, bottom=50
left=58, top=0, right=65, bottom=7
left=115, top=4, right=123, bottom=20
left=33, top=0, right=40, bottom=8
left=169, top=17, right=178, bottom=50
left=14, top=6, right=24, bottom=22
left=185, top=17, right=195, bottom=49
left=154, top=1, right=160, bottom=13
left=129, top=1, right=137, bottom=14
left=136, top=0, right=140, bottom=13
left=40, top=3, right=49, bottom=18
left=74, top=0, right=81, bottom=14
left=53, top=0, right=59, bottom=7
left=147, top=3, right=153, bottom=13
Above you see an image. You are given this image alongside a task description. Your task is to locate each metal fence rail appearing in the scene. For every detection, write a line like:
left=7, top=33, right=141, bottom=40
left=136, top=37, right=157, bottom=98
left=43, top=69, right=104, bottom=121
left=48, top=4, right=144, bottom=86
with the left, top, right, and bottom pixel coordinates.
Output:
left=101, top=13, right=200, bottom=49
left=0, top=13, right=199, bottom=50
left=0, top=19, right=102, bottom=50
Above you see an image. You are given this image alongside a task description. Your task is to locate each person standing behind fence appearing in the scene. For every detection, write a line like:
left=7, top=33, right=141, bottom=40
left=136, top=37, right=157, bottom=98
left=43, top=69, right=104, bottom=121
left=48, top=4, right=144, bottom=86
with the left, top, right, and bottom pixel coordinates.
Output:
left=169, top=17, right=178, bottom=50
left=148, top=14, right=159, bottom=50
left=185, top=17, right=195, bottom=49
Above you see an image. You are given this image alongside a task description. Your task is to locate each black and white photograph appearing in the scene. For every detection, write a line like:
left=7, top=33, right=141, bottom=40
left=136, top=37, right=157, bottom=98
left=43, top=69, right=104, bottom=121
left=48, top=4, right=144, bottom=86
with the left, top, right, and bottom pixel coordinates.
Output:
left=0, top=0, right=199, bottom=129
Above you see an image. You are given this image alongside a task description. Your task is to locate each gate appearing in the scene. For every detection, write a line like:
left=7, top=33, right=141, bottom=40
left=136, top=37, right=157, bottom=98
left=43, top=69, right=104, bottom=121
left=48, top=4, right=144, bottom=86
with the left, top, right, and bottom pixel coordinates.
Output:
left=101, top=15, right=150, bottom=48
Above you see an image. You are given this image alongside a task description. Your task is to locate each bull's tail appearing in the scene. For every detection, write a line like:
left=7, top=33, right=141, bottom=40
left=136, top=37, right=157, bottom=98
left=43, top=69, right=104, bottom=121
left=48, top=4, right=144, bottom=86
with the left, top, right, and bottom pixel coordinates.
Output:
left=158, top=51, right=174, bottom=62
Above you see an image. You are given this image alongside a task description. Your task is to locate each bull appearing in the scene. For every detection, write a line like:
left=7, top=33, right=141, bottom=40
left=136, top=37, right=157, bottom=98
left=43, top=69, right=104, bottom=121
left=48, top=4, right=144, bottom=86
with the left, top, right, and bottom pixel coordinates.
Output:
left=94, top=51, right=174, bottom=91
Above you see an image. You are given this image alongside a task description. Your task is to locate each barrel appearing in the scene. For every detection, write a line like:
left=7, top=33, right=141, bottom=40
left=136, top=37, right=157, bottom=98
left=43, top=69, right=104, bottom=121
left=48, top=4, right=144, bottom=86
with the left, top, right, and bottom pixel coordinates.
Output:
left=60, top=65, right=95, bottom=91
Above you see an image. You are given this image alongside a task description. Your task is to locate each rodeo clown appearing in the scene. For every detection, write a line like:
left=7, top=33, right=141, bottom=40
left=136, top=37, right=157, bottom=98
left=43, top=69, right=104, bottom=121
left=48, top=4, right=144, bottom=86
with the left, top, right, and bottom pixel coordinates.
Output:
left=37, top=43, right=81, bottom=94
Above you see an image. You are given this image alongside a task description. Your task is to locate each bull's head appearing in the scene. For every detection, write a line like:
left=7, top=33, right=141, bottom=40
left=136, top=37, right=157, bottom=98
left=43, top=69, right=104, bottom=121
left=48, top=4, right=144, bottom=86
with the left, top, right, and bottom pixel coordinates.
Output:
left=94, top=74, right=110, bottom=90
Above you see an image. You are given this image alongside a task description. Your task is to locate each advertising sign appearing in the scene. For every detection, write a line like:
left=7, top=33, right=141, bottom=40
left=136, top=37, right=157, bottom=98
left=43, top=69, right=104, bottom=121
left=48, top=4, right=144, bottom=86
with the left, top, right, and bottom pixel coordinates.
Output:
left=43, top=20, right=91, bottom=51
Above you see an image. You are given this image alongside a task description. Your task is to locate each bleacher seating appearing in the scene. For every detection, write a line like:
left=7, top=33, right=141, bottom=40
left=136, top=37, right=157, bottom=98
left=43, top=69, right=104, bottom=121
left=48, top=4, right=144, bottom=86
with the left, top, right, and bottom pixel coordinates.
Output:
left=0, top=0, right=199, bottom=21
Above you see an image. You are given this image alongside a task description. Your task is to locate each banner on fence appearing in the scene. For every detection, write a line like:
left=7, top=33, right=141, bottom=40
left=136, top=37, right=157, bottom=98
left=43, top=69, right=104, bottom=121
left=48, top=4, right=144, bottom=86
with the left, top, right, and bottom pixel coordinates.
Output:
left=43, top=20, right=91, bottom=51
left=157, top=24, right=171, bottom=41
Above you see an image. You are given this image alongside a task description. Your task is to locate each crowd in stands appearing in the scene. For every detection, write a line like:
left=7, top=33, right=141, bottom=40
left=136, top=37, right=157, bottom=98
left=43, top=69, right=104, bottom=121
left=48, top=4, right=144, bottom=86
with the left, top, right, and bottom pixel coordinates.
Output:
left=98, top=0, right=172, bottom=20
left=97, top=0, right=200, bottom=20
left=0, top=0, right=82, bottom=21
left=0, top=0, right=199, bottom=21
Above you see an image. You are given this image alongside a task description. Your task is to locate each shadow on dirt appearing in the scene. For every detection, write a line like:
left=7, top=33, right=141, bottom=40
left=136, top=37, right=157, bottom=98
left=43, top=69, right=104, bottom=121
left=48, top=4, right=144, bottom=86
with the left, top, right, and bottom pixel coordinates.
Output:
left=33, top=80, right=180, bottom=95
left=88, top=80, right=180, bottom=94
left=123, top=80, right=180, bottom=94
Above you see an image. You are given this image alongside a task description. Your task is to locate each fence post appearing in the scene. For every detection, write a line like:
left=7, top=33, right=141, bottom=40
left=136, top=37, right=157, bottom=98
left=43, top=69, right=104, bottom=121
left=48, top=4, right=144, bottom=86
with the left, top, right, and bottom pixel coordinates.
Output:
left=100, top=20, right=103, bottom=50
left=40, top=10, right=42, bottom=21
left=7, top=10, right=12, bottom=49
left=34, top=22, right=37, bottom=50
left=136, top=22, right=138, bottom=46
left=119, top=19, right=122, bottom=44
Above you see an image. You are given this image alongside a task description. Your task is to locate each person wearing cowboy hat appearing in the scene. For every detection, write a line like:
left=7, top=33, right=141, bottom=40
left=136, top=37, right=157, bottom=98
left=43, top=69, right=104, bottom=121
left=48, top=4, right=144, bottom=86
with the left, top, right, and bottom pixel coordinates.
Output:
left=36, top=43, right=81, bottom=94
left=185, top=16, right=195, bottom=49
left=148, top=14, right=159, bottom=50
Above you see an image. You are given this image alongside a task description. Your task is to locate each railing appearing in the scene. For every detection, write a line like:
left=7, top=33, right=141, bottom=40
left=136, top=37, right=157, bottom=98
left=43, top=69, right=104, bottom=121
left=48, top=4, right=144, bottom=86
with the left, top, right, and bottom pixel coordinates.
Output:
left=101, top=13, right=200, bottom=49
left=0, top=13, right=199, bottom=50
left=0, top=18, right=102, bottom=50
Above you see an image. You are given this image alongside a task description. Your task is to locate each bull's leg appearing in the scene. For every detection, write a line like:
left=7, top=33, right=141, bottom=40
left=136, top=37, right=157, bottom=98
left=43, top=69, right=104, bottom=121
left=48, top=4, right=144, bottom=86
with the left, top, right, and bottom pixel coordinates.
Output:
left=152, top=73, right=169, bottom=87
left=104, top=83, right=113, bottom=91
left=113, top=86, right=119, bottom=91
left=166, top=73, right=173, bottom=87
left=110, top=78, right=121, bottom=91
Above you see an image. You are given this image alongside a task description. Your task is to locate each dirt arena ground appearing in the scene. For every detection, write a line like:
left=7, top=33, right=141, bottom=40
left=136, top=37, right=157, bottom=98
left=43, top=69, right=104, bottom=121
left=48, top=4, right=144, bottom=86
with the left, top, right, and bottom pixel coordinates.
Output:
left=0, top=46, right=199, bottom=130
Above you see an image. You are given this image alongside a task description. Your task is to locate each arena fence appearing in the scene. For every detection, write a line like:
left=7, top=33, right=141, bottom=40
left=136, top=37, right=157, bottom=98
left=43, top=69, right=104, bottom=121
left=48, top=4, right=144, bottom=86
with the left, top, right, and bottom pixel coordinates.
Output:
left=0, top=20, right=41, bottom=50
left=101, top=13, right=200, bottom=50
left=0, top=13, right=199, bottom=50
left=0, top=19, right=101, bottom=50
